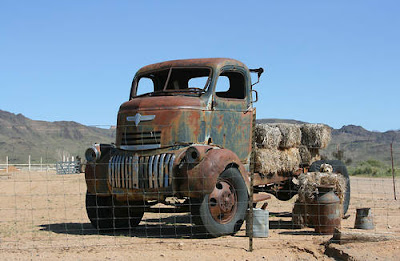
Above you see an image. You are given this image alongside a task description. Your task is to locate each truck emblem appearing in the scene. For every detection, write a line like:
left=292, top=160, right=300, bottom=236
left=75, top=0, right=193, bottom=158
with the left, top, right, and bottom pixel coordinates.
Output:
left=126, top=113, right=155, bottom=126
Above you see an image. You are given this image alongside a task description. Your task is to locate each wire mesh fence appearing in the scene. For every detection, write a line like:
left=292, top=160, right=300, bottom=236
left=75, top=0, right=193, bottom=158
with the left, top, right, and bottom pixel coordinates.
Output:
left=0, top=125, right=399, bottom=260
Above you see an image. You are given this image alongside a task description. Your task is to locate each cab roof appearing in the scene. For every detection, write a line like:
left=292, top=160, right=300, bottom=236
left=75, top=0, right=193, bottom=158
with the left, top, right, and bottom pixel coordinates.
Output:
left=136, top=58, right=248, bottom=75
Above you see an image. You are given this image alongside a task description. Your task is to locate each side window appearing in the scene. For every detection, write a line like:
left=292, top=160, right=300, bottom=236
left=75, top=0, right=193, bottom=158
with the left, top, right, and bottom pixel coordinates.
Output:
left=215, top=71, right=245, bottom=99
left=136, top=77, right=154, bottom=96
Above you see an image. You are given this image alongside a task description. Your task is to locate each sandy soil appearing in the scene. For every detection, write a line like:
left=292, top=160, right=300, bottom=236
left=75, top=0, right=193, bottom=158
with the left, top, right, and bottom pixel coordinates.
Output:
left=0, top=171, right=399, bottom=260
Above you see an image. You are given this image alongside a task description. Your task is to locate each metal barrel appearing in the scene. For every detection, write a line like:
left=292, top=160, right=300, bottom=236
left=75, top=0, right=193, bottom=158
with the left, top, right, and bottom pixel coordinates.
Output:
left=313, top=185, right=341, bottom=235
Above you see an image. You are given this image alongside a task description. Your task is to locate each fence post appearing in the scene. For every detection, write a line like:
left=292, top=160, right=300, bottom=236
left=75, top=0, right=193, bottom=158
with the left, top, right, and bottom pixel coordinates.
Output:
left=40, top=157, right=43, bottom=172
left=391, top=143, right=397, bottom=200
left=6, top=156, right=8, bottom=173
left=29, top=155, right=31, bottom=172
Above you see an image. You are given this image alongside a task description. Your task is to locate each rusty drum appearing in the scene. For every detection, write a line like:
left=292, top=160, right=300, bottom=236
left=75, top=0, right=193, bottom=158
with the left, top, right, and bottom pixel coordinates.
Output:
left=313, top=185, right=341, bottom=234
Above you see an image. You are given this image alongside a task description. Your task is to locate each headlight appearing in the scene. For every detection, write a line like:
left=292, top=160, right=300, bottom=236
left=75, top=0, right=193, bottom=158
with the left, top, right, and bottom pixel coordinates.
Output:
left=186, top=146, right=200, bottom=164
left=85, top=144, right=100, bottom=162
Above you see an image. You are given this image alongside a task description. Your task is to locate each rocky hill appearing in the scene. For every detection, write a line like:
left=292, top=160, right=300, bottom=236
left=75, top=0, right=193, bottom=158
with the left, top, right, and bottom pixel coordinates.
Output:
left=0, top=110, right=115, bottom=164
left=325, top=125, right=400, bottom=167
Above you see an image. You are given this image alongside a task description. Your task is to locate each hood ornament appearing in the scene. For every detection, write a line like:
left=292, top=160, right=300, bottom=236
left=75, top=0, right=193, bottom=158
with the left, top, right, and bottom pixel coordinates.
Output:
left=126, top=113, right=155, bottom=126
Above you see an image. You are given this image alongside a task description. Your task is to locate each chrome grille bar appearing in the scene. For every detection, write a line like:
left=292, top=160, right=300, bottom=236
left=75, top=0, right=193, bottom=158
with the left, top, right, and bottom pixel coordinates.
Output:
left=133, top=155, right=138, bottom=189
left=142, top=157, right=150, bottom=188
left=168, top=155, right=175, bottom=186
left=158, top=154, right=165, bottom=188
left=148, top=155, right=154, bottom=189
left=164, top=154, right=172, bottom=187
left=138, top=156, right=143, bottom=188
left=153, top=155, right=160, bottom=188
left=111, top=155, right=115, bottom=187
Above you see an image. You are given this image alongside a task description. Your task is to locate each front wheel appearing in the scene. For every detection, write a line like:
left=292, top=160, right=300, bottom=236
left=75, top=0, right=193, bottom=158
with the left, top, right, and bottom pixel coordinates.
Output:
left=191, top=168, right=249, bottom=237
left=86, top=192, right=144, bottom=231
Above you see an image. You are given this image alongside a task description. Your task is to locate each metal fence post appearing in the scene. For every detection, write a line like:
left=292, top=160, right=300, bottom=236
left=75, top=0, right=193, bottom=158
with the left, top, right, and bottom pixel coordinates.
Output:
left=6, top=156, right=8, bottom=173
left=248, top=109, right=256, bottom=252
left=391, top=143, right=397, bottom=200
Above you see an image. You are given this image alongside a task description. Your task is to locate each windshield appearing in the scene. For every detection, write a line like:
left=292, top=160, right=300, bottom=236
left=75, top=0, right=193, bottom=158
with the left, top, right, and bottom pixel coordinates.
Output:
left=132, top=67, right=211, bottom=98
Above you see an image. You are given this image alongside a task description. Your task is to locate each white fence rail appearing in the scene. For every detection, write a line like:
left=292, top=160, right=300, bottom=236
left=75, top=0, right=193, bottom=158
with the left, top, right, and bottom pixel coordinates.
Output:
left=0, top=163, right=56, bottom=172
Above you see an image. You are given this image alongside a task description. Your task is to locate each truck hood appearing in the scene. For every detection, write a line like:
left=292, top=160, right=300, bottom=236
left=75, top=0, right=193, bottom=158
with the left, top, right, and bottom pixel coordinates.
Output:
left=116, top=96, right=209, bottom=150
left=119, top=96, right=206, bottom=111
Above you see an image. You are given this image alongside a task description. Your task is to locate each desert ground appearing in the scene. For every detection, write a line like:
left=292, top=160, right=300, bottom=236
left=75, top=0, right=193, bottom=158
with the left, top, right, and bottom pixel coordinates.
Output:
left=0, top=170, right=399, bottom=260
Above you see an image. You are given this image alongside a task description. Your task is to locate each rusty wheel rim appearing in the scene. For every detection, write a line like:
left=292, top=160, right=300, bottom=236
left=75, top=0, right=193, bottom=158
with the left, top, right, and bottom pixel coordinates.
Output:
left=208, top=179, right=238, bottom=224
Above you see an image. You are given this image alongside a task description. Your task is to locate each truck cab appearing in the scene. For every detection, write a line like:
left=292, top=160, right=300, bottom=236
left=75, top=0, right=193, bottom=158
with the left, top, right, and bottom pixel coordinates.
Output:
left=121, top=58, right=253, bottom=163
left=85, top=58, right=258, bottom=236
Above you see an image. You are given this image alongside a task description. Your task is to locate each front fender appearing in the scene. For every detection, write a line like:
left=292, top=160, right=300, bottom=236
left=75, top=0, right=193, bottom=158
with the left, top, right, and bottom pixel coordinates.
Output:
left=177, top=146, right=250, bottom=198
left=85, top=144, right=113, bottom=196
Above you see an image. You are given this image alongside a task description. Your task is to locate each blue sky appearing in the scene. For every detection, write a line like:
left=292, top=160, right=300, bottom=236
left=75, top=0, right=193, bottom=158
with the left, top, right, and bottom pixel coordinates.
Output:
left=1, top=1, right=399, bottom=131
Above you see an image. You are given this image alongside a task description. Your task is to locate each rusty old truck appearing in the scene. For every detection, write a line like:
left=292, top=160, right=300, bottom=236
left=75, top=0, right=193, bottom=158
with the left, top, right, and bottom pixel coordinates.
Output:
left=84, top=58, right=350, bottom=237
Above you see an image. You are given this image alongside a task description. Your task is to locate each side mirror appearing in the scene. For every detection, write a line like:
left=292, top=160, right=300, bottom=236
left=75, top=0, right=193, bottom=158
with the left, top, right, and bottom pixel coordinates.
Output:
left=252, top=89, right=258, bottom=103
left=250, top=68, right=264, bottom=87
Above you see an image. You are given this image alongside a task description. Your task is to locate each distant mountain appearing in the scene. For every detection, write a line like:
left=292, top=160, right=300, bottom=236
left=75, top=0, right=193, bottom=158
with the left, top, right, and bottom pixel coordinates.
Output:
left=0, top=110, right=115, bottom=164
left=326, top=125, right=400, bottom=167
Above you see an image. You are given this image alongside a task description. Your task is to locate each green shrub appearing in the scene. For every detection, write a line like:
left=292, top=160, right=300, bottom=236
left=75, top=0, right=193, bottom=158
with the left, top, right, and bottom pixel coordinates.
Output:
left=349, top=159, right=396, bottom=177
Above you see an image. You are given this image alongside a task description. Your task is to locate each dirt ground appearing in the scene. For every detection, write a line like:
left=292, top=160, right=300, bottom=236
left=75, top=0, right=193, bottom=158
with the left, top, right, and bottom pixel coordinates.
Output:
left=0, top=171, right=399, bottom=260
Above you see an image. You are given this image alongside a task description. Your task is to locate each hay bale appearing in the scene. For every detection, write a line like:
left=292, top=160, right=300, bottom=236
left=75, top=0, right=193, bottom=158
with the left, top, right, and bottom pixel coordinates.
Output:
left=255, top=148, right=281, bottom=174
left=300, top=124, right=331, bottom=149
left=254, top=124, right=281, bottom=149
left=279, top=147, right=301, bottom=172
left=272, top=123, right=302, bottom=149
left=299, top=146, right=311, bottom=165
left=296, top=172, right=347, bottom=204
left=255, top=148, right=301, bottom=174
left=299, top=146, right=322, bottom=165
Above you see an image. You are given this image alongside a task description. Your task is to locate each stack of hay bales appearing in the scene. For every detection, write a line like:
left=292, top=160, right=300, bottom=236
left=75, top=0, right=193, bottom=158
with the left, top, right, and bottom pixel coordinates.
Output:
left=254, top=123, right=331, bottom=174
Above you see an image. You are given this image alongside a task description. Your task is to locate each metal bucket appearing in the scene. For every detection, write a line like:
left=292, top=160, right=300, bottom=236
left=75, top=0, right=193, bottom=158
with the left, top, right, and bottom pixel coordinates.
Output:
left=246, top=208, right=269, bottom=238
left=354, top=208, right=374, bottom=230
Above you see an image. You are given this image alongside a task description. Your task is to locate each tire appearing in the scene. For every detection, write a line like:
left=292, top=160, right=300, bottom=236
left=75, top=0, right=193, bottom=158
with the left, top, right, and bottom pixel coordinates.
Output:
left=309, top=160, right=350, bottom=215
left=86, top=192, right=144, bottom=231
left=190, top=168, right=249, bottom=237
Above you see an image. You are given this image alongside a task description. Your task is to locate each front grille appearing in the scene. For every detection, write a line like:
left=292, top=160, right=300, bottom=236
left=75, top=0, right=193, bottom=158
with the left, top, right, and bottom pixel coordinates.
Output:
left=108, top=153, right=175, bottom=189
left=120, top=131, right=161, bottom=150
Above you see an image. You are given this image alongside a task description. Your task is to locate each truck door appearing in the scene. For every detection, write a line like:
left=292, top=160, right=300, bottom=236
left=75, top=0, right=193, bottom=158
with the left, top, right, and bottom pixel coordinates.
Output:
left=211, top=67, right=253, bottom=163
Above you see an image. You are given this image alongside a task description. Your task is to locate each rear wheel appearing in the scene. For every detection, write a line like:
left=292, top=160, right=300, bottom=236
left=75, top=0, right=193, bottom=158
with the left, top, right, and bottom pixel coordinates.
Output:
left=309, top=160, right=350, bottom=215
left=190, top=168, right=249, bottom=237
left=86, top=192, right=144, bottom=231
